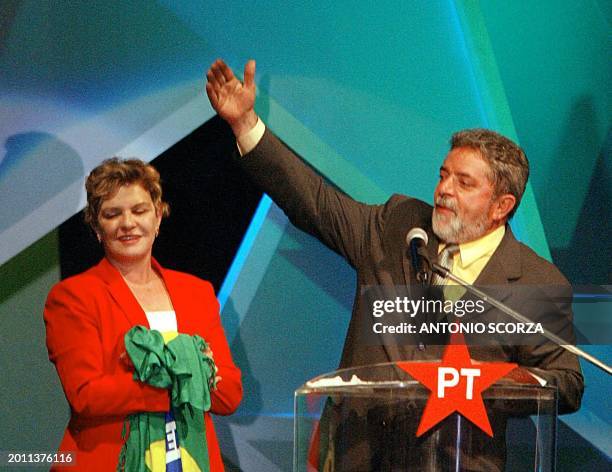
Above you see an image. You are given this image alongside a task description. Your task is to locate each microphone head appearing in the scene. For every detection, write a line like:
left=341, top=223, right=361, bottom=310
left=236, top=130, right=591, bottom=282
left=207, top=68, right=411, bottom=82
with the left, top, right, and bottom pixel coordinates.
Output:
left=406, top=227, right=428, bottom=246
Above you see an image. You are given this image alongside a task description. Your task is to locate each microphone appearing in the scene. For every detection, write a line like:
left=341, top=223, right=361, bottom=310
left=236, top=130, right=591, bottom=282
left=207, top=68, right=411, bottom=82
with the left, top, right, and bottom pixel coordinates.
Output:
left=406, top=227, right=430, bottom=284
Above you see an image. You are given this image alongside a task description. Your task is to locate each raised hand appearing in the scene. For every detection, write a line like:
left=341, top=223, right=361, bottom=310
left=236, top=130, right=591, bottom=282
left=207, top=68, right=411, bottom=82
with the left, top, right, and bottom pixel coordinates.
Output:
left=206, top=59, right=258, bottom=137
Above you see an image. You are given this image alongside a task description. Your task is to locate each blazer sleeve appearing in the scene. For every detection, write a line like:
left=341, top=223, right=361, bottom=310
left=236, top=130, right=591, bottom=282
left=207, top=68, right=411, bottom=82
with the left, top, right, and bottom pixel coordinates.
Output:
left=519, top=345, right=584, bottom=414
left=239, top=128, right=385, bottom=269
left=44, top=280, right=170, bottom=418
left=515, top=284, right=584, bottom=414
left=197, top=281, right=242, bottom=415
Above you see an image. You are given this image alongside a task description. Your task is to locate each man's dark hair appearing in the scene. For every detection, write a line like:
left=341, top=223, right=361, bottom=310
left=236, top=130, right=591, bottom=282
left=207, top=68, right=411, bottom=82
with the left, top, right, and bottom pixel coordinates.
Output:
left=451, top=129, right=529, bottom=219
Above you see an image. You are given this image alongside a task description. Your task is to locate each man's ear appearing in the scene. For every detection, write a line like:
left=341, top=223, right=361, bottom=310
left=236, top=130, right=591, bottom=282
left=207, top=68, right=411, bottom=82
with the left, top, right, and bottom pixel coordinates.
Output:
left=493, top=194, right=516, bottom=221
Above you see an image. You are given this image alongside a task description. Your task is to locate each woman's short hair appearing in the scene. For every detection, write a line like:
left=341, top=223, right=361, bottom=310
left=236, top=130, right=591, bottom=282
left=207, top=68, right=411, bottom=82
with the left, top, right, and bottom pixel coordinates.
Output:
left=84, top=158, right=170, bottom=231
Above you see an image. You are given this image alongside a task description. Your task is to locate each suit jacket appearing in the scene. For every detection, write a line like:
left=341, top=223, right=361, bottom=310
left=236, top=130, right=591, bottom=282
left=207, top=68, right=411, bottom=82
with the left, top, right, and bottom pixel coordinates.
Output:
left=240, top=129, right=584, bottom=470
left=44, top=257, right=242, bottom=471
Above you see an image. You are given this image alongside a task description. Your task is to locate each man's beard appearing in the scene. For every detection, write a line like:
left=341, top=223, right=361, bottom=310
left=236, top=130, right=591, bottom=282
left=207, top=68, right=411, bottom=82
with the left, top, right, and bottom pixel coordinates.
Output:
left=432, top=196, right=490, bottom=243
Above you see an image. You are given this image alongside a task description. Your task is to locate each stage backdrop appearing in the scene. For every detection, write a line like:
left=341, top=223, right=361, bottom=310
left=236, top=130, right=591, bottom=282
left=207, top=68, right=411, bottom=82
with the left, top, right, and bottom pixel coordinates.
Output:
left=0, top=1, right=609, bottom=470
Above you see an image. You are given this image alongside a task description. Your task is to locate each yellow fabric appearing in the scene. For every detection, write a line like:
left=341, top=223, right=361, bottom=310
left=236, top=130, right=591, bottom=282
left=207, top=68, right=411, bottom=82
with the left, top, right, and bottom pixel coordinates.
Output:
left=144, top=440, right=166, bottom=471
left=177, top=448, right=200, bottom=471
left=144, top=442, right=201, bottom=472
left=161, top=331, right=179, bottom=343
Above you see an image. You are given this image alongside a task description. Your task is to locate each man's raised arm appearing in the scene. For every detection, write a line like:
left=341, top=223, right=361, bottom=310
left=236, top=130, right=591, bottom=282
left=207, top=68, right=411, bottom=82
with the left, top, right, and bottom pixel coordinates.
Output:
left=204, top=59, right=391, bottom=268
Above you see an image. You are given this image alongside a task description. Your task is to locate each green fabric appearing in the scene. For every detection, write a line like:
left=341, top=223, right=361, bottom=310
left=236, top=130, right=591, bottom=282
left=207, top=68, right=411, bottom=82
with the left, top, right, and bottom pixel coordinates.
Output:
left=119, top=411, right=166, bottom=471
left=118, top=326, right=217, bottom=472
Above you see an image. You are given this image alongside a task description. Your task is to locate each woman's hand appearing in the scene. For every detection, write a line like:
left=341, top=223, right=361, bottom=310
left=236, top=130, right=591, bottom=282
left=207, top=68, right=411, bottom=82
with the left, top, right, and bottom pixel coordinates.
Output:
left=203, top=345, right=222, bottom=389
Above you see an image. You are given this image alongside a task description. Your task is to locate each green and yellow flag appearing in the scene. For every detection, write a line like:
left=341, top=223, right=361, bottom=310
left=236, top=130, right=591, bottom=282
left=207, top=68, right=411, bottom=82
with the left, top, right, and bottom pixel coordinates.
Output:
left=118, top=326, right=217, bottom=472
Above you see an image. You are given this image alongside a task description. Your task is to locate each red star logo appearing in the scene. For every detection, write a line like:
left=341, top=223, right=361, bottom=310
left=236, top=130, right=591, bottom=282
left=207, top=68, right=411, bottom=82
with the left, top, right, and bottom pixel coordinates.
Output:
left=398, top=334, right=517, bottom=437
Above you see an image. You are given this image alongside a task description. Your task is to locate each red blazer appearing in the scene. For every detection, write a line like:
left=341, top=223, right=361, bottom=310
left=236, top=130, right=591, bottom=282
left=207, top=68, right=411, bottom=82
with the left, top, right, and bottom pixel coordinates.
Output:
left=44, top=257, right=242, bottom=471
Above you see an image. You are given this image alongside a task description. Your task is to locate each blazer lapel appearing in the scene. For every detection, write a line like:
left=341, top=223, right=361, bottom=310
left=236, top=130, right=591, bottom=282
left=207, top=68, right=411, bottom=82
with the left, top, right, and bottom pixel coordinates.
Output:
left=474, top=226, right=522, bottom=286
left=94, top=258, right=150, bottom=328
left=466, top=226, right=523, bottom=321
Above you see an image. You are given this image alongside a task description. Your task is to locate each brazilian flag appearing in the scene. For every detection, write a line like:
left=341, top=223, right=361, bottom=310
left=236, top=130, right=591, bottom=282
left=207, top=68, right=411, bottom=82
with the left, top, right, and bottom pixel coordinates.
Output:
left=118, top=327, right=217, bottom=472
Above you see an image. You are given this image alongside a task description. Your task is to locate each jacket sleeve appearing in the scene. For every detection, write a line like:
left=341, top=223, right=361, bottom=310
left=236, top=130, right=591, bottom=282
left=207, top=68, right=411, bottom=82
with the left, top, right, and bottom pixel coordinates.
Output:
left=44, top=281, right=170, bottom=418
left=516, top=284, right=584, bottom=414
left=239, top=128, right=385, bottom=269
left=520, top=346, right=584, bottom=414
left=198, top=281, right=242, bottom=415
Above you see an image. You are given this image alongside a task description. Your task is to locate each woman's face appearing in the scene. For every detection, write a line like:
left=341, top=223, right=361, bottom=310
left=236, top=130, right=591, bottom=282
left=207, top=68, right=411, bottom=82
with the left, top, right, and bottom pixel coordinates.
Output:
left=97, top=183, right=161, bottom=266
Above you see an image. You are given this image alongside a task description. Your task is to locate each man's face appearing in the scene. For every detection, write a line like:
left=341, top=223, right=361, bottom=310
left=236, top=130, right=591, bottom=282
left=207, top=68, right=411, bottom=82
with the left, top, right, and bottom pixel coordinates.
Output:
left=432, top=146, right=500, bottom=243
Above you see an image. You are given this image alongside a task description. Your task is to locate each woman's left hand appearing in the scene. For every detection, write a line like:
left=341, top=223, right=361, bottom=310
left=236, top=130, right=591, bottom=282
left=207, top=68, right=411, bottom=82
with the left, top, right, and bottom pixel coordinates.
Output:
left=203, top=346, right=222, bottom=389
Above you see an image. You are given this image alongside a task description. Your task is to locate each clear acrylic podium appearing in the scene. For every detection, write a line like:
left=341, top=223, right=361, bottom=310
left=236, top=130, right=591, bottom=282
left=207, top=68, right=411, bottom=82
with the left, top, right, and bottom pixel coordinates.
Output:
left=294, top=362, right=557, bottom=471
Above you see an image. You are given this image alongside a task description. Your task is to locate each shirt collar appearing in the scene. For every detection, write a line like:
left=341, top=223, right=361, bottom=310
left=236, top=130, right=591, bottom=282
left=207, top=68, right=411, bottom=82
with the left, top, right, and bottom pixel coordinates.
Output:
left=440, top=225, right=506, bottom=269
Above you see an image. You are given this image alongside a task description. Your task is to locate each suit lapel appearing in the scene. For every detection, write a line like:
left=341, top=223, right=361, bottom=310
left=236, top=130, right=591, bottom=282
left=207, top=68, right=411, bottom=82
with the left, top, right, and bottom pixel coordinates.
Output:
left=474, top=226, right=522, bottom=286
left=95, top=258, right=150, bottom=328
left=466, top=226, right=523, bottom=319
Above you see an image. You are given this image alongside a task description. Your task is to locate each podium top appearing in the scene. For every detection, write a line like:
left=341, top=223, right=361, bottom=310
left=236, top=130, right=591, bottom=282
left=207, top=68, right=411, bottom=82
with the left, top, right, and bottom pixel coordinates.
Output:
left=297, top=361, right=556, bottom=402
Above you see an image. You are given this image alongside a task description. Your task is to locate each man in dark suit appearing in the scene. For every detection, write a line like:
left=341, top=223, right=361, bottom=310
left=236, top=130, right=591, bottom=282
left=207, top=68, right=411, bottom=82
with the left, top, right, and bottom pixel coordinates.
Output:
left=205, top=59, right=583, bottom=471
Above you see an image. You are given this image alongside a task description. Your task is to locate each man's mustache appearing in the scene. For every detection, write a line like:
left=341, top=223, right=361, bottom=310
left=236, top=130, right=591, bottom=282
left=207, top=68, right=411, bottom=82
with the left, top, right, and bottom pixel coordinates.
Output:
left=434, top=196, right=458, bottom=213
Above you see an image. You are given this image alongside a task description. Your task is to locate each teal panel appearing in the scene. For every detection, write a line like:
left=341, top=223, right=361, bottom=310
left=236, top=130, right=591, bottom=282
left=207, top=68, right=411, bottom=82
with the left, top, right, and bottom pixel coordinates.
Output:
left=164, top=1, right=486, bottom=205
left=478, top=0, right=611, bottom=250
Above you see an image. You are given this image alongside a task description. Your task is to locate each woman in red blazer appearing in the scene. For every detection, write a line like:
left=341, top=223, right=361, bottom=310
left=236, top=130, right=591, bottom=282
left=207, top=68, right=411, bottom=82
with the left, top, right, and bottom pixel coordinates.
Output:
left=44, top=158, right=242, bottom=471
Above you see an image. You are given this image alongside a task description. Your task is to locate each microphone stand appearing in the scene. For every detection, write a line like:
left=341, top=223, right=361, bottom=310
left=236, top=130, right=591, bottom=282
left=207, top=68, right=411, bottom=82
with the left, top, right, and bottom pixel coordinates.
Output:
left=430, top=260, right=612, bottom=376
